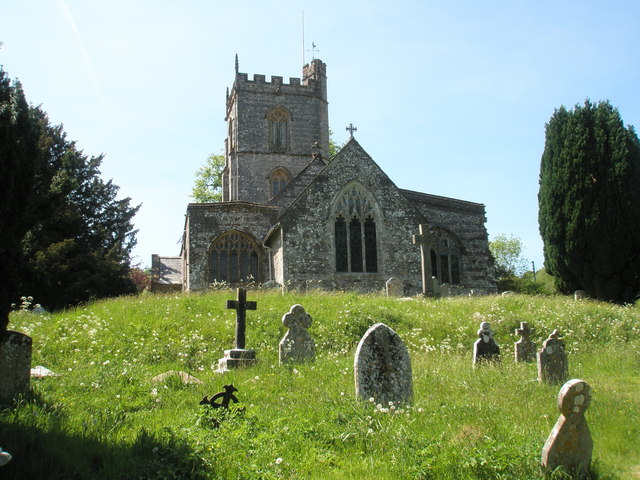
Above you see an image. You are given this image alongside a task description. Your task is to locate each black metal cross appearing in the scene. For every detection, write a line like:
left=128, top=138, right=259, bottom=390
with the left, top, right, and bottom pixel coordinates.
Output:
left=346, top=123, right=357, bottom=138
left=226, top=288, right=257, bottom=349
left=412, top=224, right=436, bottom=295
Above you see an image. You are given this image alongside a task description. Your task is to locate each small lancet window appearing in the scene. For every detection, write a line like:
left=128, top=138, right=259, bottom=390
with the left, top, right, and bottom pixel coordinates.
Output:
left=269, top=167, right=292, bottom=197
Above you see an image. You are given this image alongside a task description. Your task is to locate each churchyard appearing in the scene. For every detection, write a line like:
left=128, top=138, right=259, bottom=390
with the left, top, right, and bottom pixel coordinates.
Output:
left=1, top=290, right=638, bottom=479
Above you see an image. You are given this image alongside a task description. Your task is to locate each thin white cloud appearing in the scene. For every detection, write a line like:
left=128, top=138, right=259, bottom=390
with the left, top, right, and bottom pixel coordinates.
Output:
left=55, top=0, right=107, bottom=108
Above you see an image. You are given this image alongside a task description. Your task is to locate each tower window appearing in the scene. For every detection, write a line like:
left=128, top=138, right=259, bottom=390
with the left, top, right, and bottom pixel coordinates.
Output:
left=267, top=107, right=290, bottom=152
left=269, top=167, right=292, bottom=197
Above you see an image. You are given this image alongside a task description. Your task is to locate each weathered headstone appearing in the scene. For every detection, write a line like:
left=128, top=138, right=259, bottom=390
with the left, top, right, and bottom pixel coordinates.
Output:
left=574, top=290, right=587, bottom=301
left=0, top=448, right=11, bottom=467
left=412, top=224, right=436, bottom=296
left=31, top=365, right=60, bottom=378
left=279, top=304, right=315, bottom=364
left=0, top=331, right=32, bottom=405
left=538, top=330, right=568, bottom=384
left=385, top=277, right=403, bottom=297
left=217, top=288, right=257, bottom=372
left=473, top=321, right=500, bottom=365
left=514, top=321, right=537, bottom=363
left=354, top=323, right=413, bottom=405
left=541, top=379, right=593, bottom=478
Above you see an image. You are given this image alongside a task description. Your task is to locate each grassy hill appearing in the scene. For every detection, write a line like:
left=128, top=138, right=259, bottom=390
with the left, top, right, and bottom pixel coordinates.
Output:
left=2, top=290, right=639, bottom=479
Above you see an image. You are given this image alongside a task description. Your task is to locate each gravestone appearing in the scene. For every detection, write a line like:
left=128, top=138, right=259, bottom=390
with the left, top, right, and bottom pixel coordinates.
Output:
left=279, top=304, right=315, bottom=364
left=200, top=384, right=240, bottom=409
left=473, top=321, right=500, bottom=365
left=0, top=448, right=11, bottom=467
left=538, top=330, right=568, bottom=384
left=354, top=323, right=413, bottom=405
left=574, top=290, right=587, bottom=301
left=31, top=365, right=59, bottom=378
left=385, top=277, right=403, bottom=297
left=0, top=331, right=32, bottom=405
left=217, top=288, right=257, bottom=372
left=514, top=321, right=536, bottom=363
left=541, top=379, right=593, bottom=478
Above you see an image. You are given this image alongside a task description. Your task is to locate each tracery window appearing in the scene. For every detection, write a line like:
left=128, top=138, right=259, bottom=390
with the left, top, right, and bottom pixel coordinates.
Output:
left=429, top=230, right=461, bottom=285
left=333, top=184, right=379, bottom=273
left=269, top=167, right=292, bottom=197
left=267, top=107, right=290, bottom=152
left=209, top=231, right=261, bottom=284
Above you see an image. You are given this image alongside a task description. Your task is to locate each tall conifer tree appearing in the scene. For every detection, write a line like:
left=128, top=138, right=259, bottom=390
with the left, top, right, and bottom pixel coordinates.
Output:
left=538, top=100, right=640, bottom=303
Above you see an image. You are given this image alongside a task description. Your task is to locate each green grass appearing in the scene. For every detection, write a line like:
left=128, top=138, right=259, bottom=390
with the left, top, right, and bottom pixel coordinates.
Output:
left=1, top=290, right=639, bottom=479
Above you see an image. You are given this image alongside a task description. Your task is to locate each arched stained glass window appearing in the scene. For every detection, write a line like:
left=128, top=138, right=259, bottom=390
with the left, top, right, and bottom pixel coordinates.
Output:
left=209, top=231, right=261, bottom=284
left=332, top=184, right=379, bottom=273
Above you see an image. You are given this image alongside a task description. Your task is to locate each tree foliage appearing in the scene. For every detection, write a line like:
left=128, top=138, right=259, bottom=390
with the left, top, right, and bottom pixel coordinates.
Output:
left=0, top=67, right=140, bottom=330
left=191, top=153, right=224, bottom=202
left=538, top=100, right=640, bottom=303
left=489, top=234, right=529, bottom=292
left=0, top=68, right=47, bottom=336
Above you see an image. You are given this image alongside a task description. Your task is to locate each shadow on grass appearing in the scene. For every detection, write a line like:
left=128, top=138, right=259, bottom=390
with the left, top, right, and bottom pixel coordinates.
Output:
left=0, top=392, right=210, bottom=480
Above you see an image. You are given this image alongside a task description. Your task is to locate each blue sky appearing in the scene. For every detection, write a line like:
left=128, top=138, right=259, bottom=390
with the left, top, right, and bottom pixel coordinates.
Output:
left=2, top=1, right=639, bottom=270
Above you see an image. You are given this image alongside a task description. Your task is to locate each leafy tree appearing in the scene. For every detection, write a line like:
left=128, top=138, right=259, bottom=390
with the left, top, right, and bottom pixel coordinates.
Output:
left=191, top=153, right=224, bottom=202
left=489, top=234, right=529, bottom=292
left=0, top=68, right=47, bottom=337
left=538, top=100, right=640, bottom=303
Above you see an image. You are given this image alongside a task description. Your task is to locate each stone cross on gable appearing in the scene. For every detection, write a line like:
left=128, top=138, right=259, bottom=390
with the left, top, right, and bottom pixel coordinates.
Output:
left=412, top=224, right=436, bottom=295
left=226, top=288, right=257, bottom=350
left=346, top=123, right=357, bottom=138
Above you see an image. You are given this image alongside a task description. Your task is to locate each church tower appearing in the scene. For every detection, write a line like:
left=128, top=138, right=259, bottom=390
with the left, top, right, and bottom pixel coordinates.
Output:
left=223, top=57, right=329, bottom=203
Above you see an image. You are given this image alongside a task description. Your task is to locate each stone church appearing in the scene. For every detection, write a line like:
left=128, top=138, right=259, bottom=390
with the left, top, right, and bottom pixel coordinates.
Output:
left=151, top=58, right=496, bottom=295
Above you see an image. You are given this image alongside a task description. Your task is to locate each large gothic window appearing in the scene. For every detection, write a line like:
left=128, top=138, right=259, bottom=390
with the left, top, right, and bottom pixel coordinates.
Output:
left=269, top=167, right=292, bottom=197
left=267, top=107, right=290, bottom=152
left=209, top=231, right=261, bottom=284
left=332, top=184, right=379, bottom=273
left=429, top=230, right=461, bottom=285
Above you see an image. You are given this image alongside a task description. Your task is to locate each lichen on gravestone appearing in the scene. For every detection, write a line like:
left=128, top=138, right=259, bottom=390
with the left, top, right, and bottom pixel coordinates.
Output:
left=279, top=304, right=315, bottom=365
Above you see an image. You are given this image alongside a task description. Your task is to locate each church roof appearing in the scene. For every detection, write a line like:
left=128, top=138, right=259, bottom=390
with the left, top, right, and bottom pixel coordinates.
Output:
left=400, top=189, right=486, bottom=214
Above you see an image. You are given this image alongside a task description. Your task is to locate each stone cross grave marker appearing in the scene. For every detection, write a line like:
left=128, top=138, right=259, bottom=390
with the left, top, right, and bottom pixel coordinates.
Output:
left=0, top=331, right=32, bottom=405
left=354, top=323, right=413, bottom=405
left=538, top=330, right=568, bottom=384
left=217, top=288, right=257, bottom=371
left=514, top=321, right=536, bottom=363
left=541, top=379, right=593, bottom=478
left=412, top=224, right=436, bottom=296
left=385, top=277, right=403, bottom=297
left=279, top=304, right=315, bottom=364
left=473, top=321, right=501, bottom=365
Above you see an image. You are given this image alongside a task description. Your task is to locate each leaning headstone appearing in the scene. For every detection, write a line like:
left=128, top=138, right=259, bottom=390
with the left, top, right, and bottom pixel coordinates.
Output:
left=279, top=305, right=315, bottom=364
left=385, top=277, right=403, bottom=297
left=200, top=384, right=241, bottom=409
left=473, top=321, right=500, bottom=365
left=541, top=379, right=593, bottom=478
left=217, top=288, right=257, bottom=372
left=0, top=331, right=32, bottom=405
left=538, top=330, right=568, bottom=384
left=0, top=448, right=12, bottom=467
left=354, top=323, right=413, bottom=405
left=574, top=290, right=587, bottom=301
left=514, top=322, right=537, bottom=363
left=151, top=370, right=203, bottom=385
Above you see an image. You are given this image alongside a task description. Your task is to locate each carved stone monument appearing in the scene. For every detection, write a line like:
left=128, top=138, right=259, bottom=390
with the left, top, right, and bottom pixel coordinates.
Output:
left=541, top=379, right=593, bottom=478
left=473, top=321, right=500, bottom=365
left=0, top=331, right=32, bottom=405
left=514, top=321, right=536, bottom=363
left=385, top=277, right=403, bottom=297
left=538, top=330, right=568, bottom=384
left=217, top=288, right=257, bottom=372
left=279, top=304, right=315, bottom=364
left=354, top=323, right=413, bottom=405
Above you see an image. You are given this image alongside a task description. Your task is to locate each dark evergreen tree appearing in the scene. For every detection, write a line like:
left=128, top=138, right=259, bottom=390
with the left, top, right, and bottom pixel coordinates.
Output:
left=21, top=128, right=140, bottom=310
left=538, top=100, right=640, bottom=303
left=0, top=68, right=47, bottom=338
